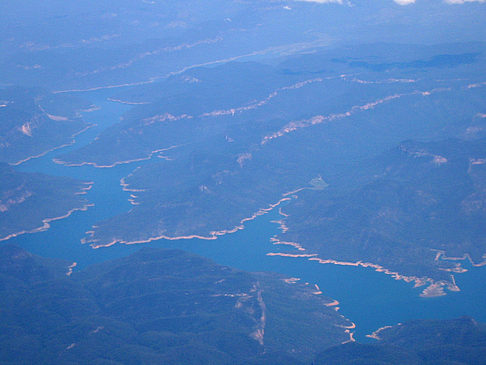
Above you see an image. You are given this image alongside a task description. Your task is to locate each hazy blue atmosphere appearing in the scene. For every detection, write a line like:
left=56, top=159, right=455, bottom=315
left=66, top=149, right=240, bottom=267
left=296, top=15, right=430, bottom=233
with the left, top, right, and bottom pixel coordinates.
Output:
left=1, top=0, right=486, bottom=364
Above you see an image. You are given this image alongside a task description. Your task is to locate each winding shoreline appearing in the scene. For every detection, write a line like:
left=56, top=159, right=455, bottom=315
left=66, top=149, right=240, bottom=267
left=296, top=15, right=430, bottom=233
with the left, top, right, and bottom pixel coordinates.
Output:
left=0, top=202, right=94, bottom=242
left=107, top=98, right=150, bottom=105
left=268, top=195, right=478, bottom=298
left=266, top=252, right=460, bottom=298
left=433, top=249, right=486, bottom=268
left=365, top=325, right=395, bottom=340
left=9, top=124, right=95, bottom=166
left=0, top=182, right=94, bottom=242
left=53, top=144, right=179, bottom=168
left=87, top=195, right=294, bottom=248
left=84, top=186, right=309, bottom=248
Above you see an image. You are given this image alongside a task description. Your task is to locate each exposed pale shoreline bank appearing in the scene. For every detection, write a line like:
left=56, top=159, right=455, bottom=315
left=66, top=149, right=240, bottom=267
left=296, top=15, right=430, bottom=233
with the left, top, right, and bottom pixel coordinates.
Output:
left=85, top=195, right=294, bottom=248
left=9, top=124, right=95, bottom=166
left=0, top=182, right=94, bottom=242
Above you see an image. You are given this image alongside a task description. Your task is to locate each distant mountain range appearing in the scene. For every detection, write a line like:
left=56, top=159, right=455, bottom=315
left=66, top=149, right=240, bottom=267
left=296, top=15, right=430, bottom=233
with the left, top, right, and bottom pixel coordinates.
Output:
left=1, top=0, right=485, bottom=90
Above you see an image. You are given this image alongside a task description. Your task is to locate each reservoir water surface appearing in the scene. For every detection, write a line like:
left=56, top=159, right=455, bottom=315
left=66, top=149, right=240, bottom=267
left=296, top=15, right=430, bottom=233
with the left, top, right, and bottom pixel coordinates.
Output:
left=7, top=91, right=486, bottom=341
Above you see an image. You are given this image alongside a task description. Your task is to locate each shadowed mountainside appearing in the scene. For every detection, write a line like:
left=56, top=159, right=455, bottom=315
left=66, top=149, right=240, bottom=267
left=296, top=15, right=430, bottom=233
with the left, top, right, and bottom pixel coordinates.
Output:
left=315, top=317, right=486, bottom=365
left=0, top=245, right=352, bottom=364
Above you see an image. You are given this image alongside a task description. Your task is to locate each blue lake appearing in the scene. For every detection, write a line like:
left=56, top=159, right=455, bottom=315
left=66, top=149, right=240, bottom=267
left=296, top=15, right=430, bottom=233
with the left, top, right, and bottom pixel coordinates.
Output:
left=7, top=90, right=486, bottom=342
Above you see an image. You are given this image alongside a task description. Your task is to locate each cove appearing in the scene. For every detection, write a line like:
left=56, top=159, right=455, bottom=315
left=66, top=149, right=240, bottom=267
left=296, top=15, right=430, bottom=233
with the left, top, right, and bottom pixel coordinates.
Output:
left=5, top=90, right=486, bottom=342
